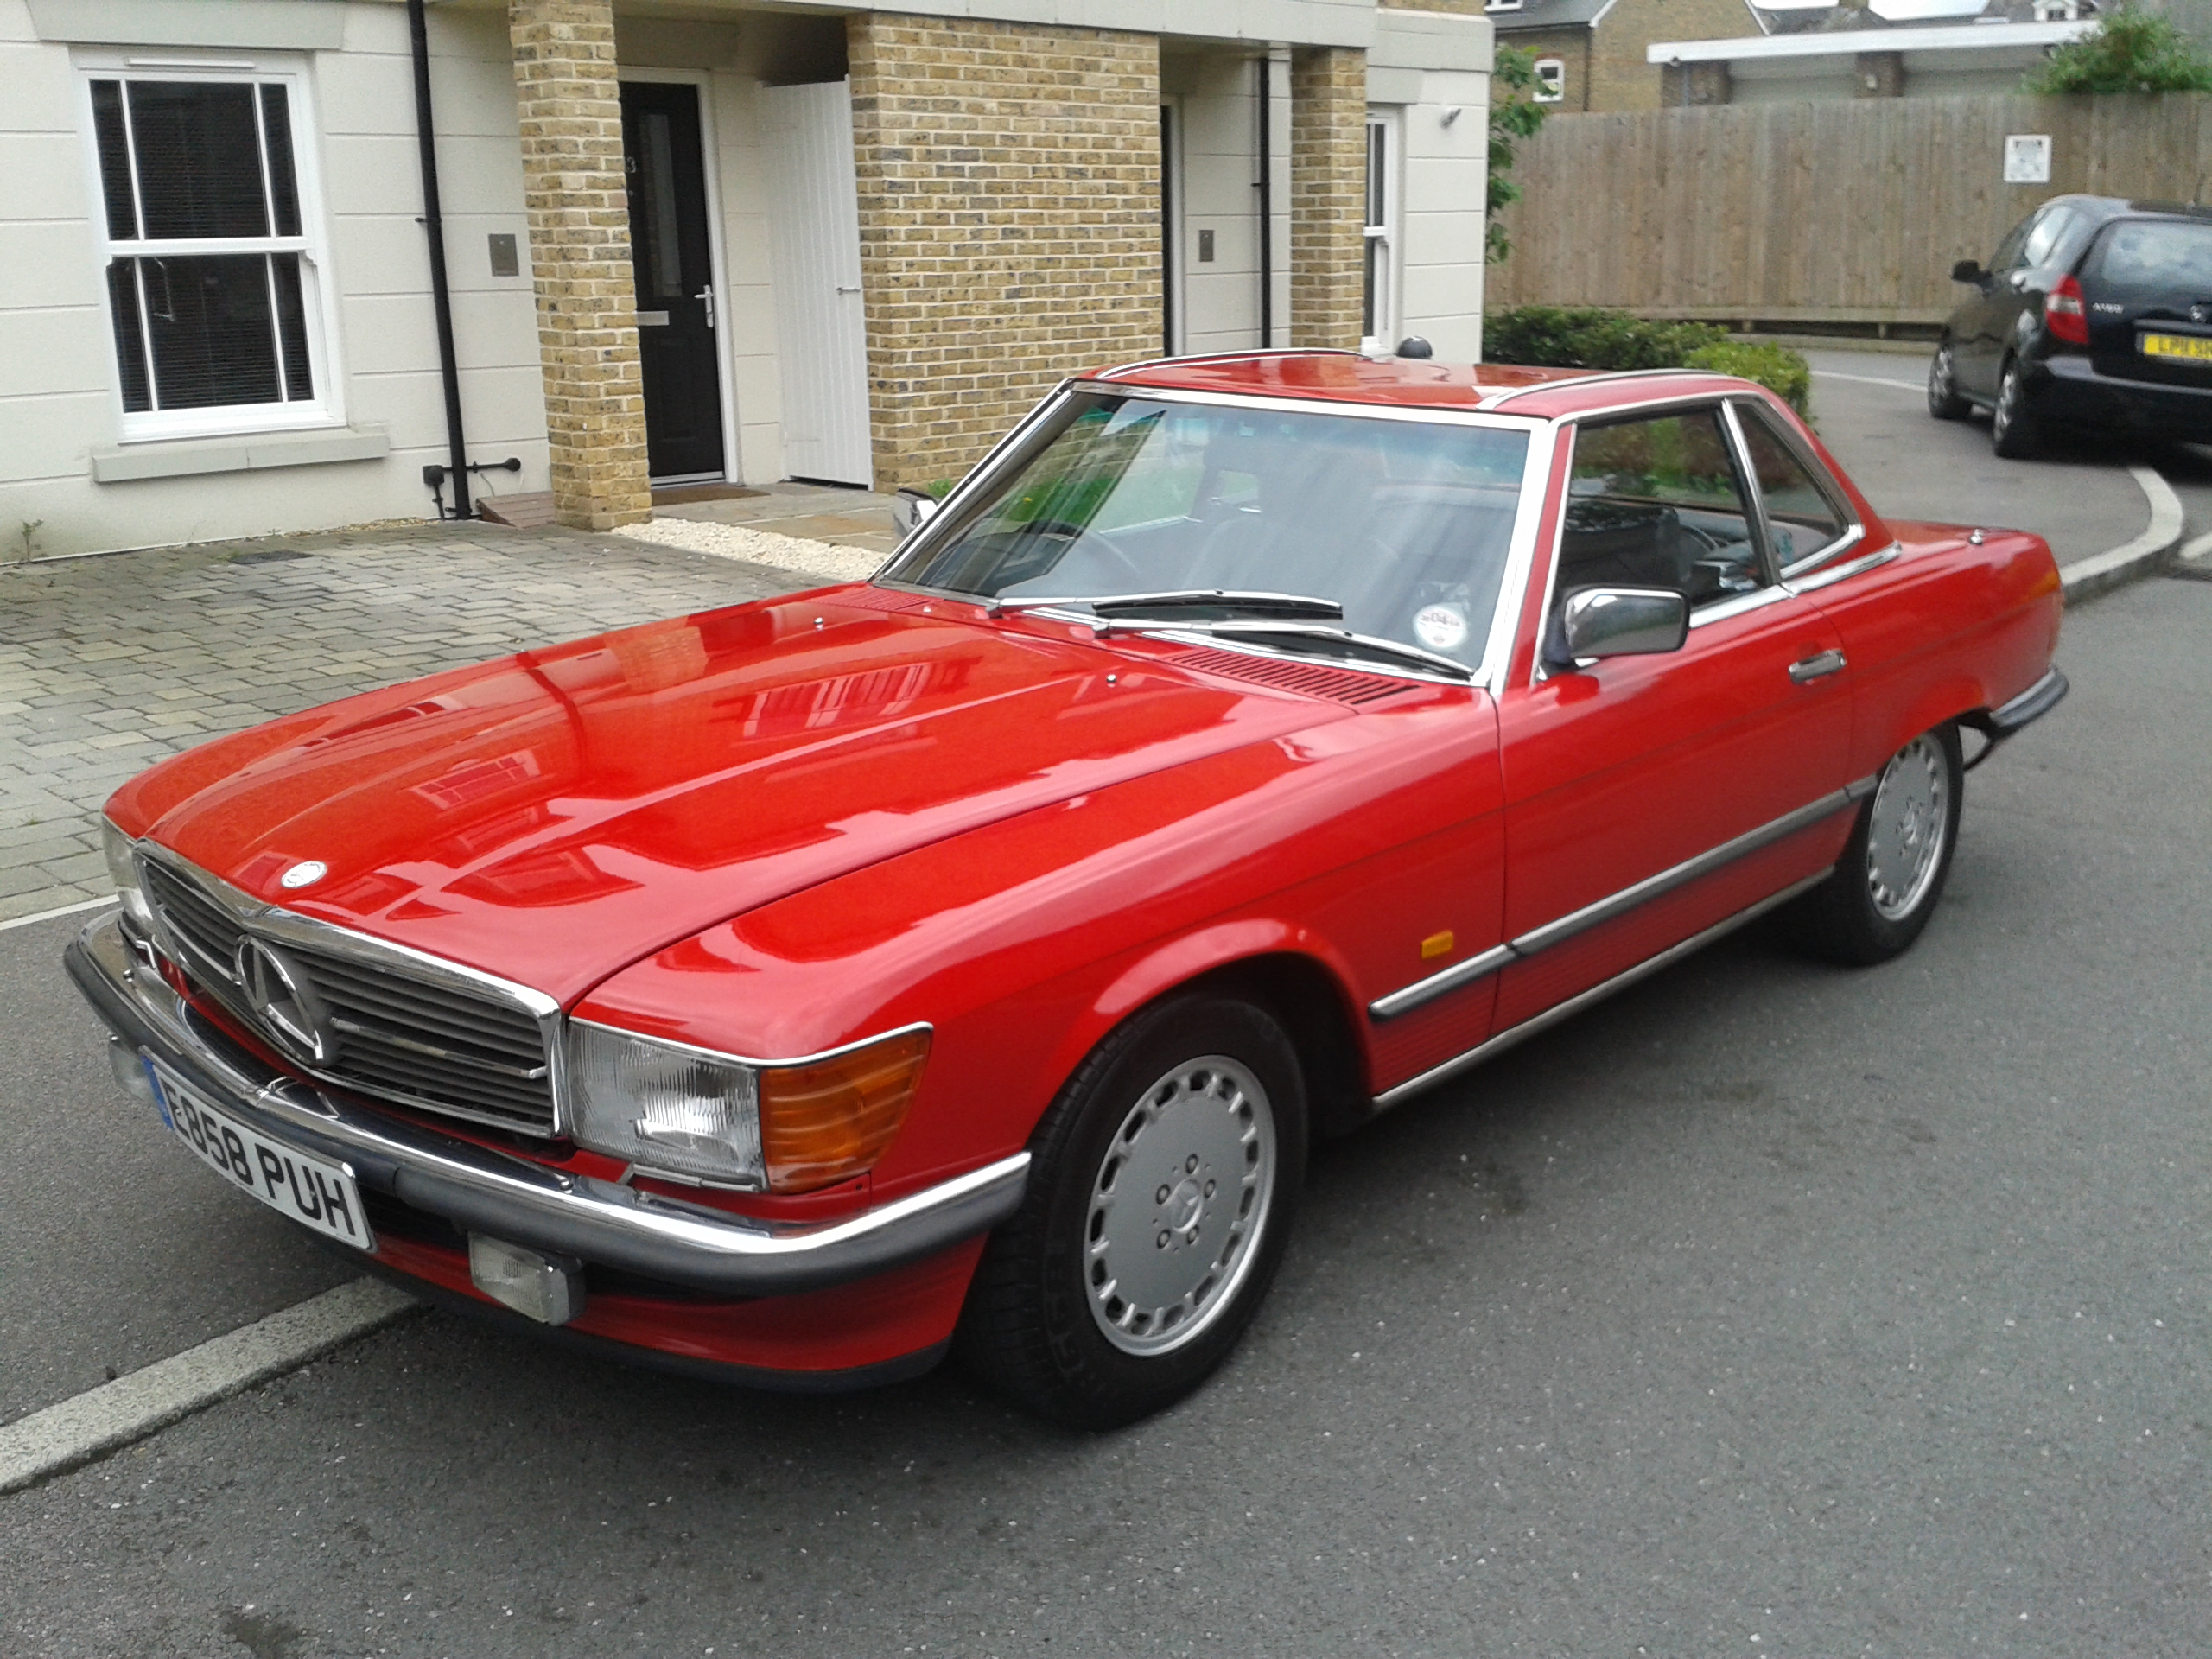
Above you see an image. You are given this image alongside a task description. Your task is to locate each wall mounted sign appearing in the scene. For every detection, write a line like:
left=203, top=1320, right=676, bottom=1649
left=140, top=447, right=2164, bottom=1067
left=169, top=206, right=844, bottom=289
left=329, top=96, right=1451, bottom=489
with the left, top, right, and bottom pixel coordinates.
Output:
left=2004, top=134, right=2052, bottom=185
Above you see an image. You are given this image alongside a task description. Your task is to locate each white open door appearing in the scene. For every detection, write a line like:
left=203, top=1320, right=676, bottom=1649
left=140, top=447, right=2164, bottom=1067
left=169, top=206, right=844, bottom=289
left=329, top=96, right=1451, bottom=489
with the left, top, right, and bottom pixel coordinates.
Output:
left=760, top=80, right=873, bottom=487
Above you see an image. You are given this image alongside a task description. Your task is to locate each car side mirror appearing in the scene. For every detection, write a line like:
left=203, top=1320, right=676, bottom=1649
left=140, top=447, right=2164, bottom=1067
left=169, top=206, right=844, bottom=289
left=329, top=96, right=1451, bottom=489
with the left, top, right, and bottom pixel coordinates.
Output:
left=1545, top=586, right=1690, bottom=670
left=892, top=487, right=940, bottom=535
left=1951, top=259, right=1985, bottom=284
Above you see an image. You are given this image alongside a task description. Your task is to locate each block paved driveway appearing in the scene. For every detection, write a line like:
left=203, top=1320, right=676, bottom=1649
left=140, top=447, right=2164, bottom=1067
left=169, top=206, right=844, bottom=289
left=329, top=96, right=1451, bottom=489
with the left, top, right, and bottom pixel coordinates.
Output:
left=0, top=524, right=809, bottom=924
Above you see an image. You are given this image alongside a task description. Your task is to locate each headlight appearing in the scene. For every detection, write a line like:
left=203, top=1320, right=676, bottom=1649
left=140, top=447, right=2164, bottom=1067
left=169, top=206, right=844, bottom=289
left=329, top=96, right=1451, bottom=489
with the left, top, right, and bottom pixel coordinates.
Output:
left=568, top=1022, right=931, bottom=1193
left=101, top=816, right=154, bottom=931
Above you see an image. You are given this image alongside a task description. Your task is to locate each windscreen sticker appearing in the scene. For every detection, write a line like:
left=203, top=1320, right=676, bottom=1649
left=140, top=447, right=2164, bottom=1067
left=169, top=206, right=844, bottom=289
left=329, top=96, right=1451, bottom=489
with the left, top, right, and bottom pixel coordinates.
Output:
left=1413, top=603, right=1467, bottom=653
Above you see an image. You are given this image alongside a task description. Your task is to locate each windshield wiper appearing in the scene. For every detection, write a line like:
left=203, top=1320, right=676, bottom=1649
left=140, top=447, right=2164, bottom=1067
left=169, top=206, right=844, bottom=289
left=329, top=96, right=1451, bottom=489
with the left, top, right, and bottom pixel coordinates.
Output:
left=986, top=588, right=1345, bottom=621
left=1162, top=620, right=1476, bottom=682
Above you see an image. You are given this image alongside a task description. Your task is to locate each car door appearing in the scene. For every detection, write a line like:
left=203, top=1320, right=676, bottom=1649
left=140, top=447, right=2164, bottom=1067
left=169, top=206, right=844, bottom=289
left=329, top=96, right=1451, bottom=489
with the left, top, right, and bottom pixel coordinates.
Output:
left=1958, top=207, right=2072, bottom=400
left=1490, top=403, right=1855, bottom=1033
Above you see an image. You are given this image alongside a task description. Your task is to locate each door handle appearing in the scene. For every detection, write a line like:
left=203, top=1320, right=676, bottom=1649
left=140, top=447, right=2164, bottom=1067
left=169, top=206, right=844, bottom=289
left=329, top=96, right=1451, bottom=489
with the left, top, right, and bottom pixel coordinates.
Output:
left=694, top=283, right=715, bottom=330
left=836, top=284, right=861, bottom=295
left=1789, top=649, right=1847, bottom=684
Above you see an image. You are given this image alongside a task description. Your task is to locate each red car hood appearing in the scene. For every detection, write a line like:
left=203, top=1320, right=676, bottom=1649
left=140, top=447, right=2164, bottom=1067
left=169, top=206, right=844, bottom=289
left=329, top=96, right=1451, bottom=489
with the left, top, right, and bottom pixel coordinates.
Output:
left=137, top=590, right=1348, bottom=1004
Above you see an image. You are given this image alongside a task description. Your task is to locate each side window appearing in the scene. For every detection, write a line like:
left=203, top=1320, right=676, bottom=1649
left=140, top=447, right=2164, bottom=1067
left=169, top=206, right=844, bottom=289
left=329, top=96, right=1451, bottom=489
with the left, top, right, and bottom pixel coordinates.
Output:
left=1989, top=213, right=2035, bottom=273
left=1560, top=409, right=1761, bottom=607
left=2020, top=206, right=2075, bottom=269
left=1732, top=405, right=1851, bottom=569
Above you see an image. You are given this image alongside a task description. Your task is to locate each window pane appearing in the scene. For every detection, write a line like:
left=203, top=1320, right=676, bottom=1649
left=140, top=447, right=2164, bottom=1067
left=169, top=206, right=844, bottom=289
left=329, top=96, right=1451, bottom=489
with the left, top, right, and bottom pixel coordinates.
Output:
left=105, top=260, right=152, bottom=412
left=137, top=253, right=281, bottom=409
left=272, top=252, right=313, bottom=401
left=259, top=84, right=301, bottom=238
left=1366, top=124, right=1386, bottom=229
left=128, top=81, right=270, bottom=240
left=1562, top=410, right=1760, bottom=605
left=1736, top=410, right=1847, bottom=567
left=90, top=81, right=139, bottom=241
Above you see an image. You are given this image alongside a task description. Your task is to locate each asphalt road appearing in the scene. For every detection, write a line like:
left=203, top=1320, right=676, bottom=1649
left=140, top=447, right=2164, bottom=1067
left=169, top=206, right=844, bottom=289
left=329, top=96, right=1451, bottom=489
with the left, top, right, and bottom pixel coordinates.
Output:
left=4, top=579, right=2208, bottom=1651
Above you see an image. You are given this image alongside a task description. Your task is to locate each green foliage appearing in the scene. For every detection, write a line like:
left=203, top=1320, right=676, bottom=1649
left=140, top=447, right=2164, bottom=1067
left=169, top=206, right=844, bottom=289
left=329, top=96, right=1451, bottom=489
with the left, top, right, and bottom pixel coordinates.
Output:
left=1683, top=340, right=1813, bottom=416
left=1484, top=307, right=1813, bottom=413
left=926, top=478, right=956, bottom=499
left=1484, top=306, right=1728, bottom=370
left=2023, top=10, right=2212, bottom=94
left=1487, top=47, right=1549, bottom=265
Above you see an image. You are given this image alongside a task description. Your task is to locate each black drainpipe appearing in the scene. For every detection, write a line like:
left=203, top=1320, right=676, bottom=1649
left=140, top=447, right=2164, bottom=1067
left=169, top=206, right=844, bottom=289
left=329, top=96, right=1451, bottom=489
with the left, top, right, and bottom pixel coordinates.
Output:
left=1255, top=52, right=1273, bottom=350
left=409, top=0, right=471, bottom=518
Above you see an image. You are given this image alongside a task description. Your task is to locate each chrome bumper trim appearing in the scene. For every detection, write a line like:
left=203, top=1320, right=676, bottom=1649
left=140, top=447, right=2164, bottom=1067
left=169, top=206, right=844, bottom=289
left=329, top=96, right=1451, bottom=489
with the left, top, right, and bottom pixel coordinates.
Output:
left=67, top=911, right=1027, bottom=1299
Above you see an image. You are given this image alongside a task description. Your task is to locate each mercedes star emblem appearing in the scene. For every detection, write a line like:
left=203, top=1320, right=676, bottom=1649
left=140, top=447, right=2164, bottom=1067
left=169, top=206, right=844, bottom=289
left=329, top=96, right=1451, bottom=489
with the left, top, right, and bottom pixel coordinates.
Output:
left=280, top=860, right=327, bottom=890
left=234, top=937, right=332, bottom=1065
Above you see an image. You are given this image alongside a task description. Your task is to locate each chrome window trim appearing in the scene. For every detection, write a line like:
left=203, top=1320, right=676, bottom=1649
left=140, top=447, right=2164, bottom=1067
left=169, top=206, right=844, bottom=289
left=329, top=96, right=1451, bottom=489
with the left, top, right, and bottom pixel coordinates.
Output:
left=1726, top=395, right=1864, bottom=579
left=134, top=842, right=570, bottom=1137
left=1685, top=583, right=1792, bottom=631
left=1783, top=542, right=1900, bottom=594
left=1364, top=774, right=1877, bottom=1021
left=876, top=380, right=1552, bottom=693
left=1370, top=870, right=1830, bottom=1110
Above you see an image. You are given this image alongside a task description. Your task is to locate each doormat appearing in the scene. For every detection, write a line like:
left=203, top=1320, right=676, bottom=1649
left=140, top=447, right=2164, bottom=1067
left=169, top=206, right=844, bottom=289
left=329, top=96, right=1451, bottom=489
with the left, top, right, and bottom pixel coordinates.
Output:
left=651, top=483, right=768, bottom=506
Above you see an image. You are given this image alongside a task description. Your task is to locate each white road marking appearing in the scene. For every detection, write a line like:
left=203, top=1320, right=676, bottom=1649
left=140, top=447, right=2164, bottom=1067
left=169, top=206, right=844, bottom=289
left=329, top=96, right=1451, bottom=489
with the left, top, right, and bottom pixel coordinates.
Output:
left=2062, top=466, right=2183, bottom=600
left=0, top=894, right=118, bottom=933
left=2177, top=529, right=2212, bottom=569
left=1810, top=367, right=1927, bottom=392
left=0, top=1278, right=416, bottom=1494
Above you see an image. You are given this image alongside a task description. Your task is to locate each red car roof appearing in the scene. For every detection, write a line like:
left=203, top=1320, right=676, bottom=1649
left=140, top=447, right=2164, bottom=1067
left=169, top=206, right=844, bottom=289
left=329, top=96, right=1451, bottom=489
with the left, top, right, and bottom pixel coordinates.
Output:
left=1088, top=350, right=1756, bottom=422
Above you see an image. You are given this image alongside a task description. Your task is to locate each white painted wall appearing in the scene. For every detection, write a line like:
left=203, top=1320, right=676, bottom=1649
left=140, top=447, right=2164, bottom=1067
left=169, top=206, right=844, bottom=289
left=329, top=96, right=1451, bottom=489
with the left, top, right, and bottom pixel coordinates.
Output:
left=1390, top=67, right=1493, bottom=365
left=0, top=0, right=546, bottom=556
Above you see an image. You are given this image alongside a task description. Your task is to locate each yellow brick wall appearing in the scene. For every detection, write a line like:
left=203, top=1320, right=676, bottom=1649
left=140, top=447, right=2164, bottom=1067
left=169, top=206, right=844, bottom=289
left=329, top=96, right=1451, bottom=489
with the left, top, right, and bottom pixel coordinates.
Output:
left=507, top=0, right=652, bottom=530
left=1287, top=45, right=1368, bottom=350
left=1498, top=26, right=1592, bottom=113
left=1587, top=0, right=1759, bottom=113
left=846, top=13, right=1162, bottom=492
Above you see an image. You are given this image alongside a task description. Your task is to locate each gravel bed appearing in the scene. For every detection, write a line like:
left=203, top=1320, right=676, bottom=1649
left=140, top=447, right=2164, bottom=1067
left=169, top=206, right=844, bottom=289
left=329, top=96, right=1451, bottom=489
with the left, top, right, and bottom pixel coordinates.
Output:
left=611, top=517, right=885, bottom=584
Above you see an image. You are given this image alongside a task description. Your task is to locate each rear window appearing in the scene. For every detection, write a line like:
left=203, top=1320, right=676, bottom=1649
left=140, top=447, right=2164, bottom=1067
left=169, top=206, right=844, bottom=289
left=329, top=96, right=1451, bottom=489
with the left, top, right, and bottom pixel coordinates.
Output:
left=2086, top=219, right=2212, bottom=296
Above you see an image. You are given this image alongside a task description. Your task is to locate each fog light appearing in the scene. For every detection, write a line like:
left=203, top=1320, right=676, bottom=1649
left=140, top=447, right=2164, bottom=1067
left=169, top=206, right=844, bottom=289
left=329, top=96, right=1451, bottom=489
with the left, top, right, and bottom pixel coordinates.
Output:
left=467, top=1235, right=585, bottom=1326
left=109, top=1038, right=158, bottom=1109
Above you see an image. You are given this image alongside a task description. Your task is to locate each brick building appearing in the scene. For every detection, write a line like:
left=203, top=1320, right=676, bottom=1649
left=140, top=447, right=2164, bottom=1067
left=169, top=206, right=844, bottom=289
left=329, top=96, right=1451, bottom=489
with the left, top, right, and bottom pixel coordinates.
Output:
left=2, top=0, right=1496, bottom=553
left=1486, top=0, right=1762, bottom=112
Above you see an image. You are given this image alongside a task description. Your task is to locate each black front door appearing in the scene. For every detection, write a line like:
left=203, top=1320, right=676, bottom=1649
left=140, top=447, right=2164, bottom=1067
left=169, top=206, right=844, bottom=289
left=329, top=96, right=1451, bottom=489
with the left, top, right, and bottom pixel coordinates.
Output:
left=620, top=82, right=725, bottom=480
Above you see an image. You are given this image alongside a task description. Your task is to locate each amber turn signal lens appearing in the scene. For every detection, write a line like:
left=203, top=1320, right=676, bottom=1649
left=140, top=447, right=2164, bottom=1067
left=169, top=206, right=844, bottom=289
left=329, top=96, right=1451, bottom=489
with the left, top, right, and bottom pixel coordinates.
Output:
left=761, top=1029, right=931, bottom=1193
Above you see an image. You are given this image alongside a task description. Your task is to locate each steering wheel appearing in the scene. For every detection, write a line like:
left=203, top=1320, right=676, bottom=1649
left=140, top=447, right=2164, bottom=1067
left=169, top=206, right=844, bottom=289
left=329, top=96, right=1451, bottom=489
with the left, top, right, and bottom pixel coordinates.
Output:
left=1012, top=518, right=1148, bottom=589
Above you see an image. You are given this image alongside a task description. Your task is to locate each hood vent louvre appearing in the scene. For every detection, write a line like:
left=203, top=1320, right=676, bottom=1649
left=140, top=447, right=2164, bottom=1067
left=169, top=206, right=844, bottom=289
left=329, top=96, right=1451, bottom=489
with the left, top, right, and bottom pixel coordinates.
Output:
left=1164, top=646, right=1408, bottom=705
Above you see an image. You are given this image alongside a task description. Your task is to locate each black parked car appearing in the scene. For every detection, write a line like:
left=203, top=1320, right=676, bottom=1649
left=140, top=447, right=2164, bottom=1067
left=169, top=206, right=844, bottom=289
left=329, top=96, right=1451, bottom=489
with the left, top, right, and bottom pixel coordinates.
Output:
left=1929, top=194, right=2212, bottom=457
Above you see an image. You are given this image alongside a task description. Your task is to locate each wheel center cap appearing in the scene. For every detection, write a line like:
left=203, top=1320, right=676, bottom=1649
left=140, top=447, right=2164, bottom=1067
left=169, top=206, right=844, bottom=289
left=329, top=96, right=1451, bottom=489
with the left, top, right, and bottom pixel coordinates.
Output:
left=1166, top=1177, right=1204, bottom=1232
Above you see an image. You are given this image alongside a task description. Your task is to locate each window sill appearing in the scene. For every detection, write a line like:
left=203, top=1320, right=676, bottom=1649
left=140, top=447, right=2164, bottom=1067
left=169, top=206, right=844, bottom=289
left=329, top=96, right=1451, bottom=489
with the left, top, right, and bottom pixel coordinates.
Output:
left=90, top=424, right=390, bottom=484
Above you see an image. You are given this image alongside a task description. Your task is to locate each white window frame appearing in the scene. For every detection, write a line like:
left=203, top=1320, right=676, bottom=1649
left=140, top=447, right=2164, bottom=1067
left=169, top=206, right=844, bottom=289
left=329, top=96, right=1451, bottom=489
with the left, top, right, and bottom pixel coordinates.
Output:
left=75, top=48, right=344, bottom=444
left=1485, top=0, right=1525, bottom=12
left=1534, top=58, right=1567, bottom=105
left=1362, top=107, right=1402, bottom=355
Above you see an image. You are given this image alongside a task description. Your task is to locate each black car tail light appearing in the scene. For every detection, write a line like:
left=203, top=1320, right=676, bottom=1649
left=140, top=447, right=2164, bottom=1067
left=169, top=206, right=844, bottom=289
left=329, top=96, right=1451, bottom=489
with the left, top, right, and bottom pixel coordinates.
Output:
left=2046, top=275, right=2090, bottom=346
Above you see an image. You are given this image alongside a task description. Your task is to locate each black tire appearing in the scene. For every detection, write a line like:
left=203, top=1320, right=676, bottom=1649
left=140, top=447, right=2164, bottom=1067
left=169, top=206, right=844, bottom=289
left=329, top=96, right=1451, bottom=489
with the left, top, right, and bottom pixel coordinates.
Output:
left=1927, top=340, right=1969, bottom=421
left=956, top=994, right=1307, bottom=1430
left=1991, top=358, right=2039, bottom=459
left=1786, top=723, right=1964, bottom=967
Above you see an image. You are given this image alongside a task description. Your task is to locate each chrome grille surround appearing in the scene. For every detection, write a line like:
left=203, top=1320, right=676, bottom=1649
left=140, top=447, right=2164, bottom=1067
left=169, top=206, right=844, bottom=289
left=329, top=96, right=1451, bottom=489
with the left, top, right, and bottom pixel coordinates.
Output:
left=136, top=844, right=566, bottom=1137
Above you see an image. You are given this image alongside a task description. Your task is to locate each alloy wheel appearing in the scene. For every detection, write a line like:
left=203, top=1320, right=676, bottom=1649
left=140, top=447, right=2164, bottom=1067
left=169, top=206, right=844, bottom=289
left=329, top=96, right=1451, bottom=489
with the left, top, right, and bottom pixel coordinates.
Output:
left=1866, top=733, right=1952, bottom=921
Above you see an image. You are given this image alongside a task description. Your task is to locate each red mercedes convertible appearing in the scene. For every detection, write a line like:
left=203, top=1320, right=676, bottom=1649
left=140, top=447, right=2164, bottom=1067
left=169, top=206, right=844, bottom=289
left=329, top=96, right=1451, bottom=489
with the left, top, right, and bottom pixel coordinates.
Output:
left=71, top=352, right=2065, bottom=1427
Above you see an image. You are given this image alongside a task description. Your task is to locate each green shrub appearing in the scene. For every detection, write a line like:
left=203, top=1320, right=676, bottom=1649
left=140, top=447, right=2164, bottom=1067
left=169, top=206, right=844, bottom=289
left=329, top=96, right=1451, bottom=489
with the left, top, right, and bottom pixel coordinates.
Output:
left=1484, top=306, right=1812, bottom=414
left=1683, top=340, right=1812, bottom=416
left=1484, top=307, right=1729, bottom=372
left=2024, top=10, right=2212, bottom=94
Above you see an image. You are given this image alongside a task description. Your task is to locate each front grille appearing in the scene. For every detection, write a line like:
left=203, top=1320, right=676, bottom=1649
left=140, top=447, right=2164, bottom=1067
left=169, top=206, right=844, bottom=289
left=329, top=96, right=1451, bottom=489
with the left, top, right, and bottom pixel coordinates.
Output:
left=140, top=854, right=558, bottom=1137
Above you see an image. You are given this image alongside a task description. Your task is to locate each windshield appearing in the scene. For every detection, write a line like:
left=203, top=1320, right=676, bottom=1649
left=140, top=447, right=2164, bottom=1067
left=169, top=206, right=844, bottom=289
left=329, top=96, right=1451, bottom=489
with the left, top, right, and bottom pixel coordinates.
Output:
left=880, top=394, right=1533, bottom=671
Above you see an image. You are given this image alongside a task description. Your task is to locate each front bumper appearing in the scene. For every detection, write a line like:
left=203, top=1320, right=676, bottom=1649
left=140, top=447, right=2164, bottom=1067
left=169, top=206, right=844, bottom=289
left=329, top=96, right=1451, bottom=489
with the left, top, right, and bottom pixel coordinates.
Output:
left=67, top=910, right=1027, bottom=1300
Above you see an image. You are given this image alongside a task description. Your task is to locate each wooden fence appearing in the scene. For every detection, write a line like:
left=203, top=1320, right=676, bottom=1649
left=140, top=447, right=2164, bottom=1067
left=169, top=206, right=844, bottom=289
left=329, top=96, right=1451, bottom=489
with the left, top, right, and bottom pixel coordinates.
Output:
left=1484, top=94, right=2212, bottom=328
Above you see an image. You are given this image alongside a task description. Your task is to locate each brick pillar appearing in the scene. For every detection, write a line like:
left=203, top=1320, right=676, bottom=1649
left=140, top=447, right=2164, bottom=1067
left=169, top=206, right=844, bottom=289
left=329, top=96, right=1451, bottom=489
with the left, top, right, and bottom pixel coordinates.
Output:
left=509, top=0, right=651, bottom=531
left=848, top=13, right=1160, bottom=491
left=1854, top=51, right=1906, bottom=98
left=1288, top=46, right=1367, bottom=351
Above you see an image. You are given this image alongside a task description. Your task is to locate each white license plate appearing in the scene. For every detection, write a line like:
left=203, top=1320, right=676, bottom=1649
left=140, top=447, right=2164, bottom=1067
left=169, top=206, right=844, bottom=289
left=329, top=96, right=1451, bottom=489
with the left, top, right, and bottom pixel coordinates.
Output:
left=143, top=1056, right=374, bottom=1251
